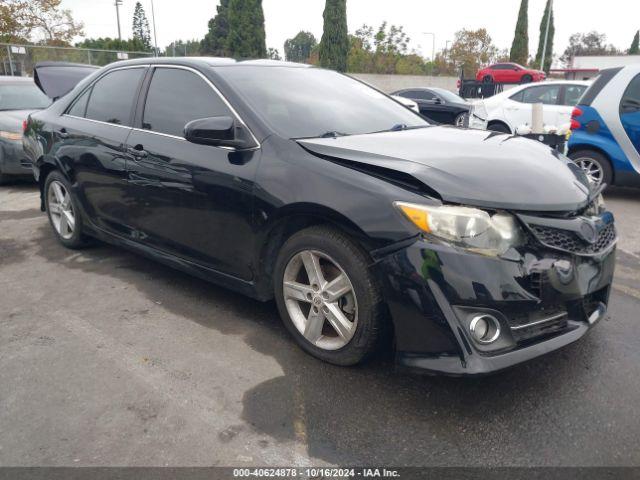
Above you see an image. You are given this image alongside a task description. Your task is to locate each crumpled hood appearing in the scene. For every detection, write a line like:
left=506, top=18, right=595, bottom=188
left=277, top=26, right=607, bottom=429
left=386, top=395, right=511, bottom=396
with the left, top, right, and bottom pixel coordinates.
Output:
left=298, top=126, right=591, bottom=212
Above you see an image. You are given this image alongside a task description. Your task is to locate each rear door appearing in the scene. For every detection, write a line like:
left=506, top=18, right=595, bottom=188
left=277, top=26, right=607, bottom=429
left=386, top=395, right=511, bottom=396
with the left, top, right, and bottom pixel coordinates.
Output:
left=60, top=66, right=146, bottom=236
left=124, top=66, right=259, bottom=279
left=620, top=73, right=640, bottom=155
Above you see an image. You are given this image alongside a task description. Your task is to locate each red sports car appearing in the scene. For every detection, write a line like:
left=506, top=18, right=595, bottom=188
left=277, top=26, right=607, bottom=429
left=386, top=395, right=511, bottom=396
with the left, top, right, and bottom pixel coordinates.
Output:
left=476, top=63, right=546, bottom=84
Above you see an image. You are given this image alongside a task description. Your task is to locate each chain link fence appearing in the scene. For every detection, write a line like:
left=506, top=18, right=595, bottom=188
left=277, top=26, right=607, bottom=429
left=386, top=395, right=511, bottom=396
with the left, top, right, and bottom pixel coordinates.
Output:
left=0, top=43, right=154, bottom=77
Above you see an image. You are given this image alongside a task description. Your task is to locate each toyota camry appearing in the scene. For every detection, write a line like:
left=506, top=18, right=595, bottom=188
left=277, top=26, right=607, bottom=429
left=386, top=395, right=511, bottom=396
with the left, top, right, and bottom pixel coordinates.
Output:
left=24, top=58, right=616, bottom=375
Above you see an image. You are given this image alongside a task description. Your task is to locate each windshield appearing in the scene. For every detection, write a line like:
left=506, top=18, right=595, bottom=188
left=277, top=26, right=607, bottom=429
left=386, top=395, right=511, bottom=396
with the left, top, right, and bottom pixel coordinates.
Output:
left=215, top=66, right=428, bottom=138
left=0, top=83, right=51, bottom=110
left=432, top=88, right=466, bottom=104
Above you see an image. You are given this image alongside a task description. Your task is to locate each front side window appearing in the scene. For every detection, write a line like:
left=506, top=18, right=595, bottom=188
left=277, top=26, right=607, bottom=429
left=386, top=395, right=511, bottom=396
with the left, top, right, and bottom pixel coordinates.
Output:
left=517, top=85, right=561, bottom=105
left=0, top=83, right=51, bottom=110
left=142, top=68, right=231, bottom=137
left=216, top=66, right=428, bottom=138
left=85, top=68, right=144, bottom=126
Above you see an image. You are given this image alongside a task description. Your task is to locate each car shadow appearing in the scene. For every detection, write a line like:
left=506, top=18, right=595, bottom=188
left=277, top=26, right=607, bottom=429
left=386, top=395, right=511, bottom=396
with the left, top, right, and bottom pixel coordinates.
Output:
left=31, top=223, right=603, bottom=466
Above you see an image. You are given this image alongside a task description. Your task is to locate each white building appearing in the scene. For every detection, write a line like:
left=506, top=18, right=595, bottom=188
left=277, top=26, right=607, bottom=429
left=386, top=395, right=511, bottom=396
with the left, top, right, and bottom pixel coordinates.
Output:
left=552, top=55, right=640, bottom=80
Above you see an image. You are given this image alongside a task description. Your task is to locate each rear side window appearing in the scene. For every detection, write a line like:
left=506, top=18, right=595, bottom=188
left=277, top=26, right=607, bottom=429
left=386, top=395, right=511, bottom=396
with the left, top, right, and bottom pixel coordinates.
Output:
left=405, top=90, right=435, bottom=101
left=620, top=74, right=640, bottom=114
left=562, top=85, right=588, bottom=106
left=580, top=67, right=622, bottom=106
left=67, top=88, right=90, bottom=117
left=85, top=68, right=144, bottom=126
left=142, top=68, right=231, bottom=137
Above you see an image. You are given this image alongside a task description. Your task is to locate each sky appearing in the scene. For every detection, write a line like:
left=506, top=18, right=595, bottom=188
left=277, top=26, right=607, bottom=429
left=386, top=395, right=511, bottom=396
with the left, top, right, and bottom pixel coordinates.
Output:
left=60, top=0, right=637, bottom=65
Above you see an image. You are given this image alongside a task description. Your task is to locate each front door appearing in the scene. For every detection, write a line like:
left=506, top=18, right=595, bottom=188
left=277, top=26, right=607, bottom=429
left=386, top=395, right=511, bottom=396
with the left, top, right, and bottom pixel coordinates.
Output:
left=125, top=66, right=260, bottom=280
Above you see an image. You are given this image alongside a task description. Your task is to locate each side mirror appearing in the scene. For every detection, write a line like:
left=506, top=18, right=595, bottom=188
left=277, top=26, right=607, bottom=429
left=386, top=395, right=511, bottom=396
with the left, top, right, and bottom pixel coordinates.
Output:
left=434, top=97, right=443, bottom=105
left=184, top=116, right=250, bottom=149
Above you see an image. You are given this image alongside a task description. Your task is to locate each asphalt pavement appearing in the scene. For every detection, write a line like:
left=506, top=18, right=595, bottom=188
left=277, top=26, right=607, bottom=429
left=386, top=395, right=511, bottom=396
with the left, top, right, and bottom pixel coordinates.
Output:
left=1, top=182, right=639, bottom=467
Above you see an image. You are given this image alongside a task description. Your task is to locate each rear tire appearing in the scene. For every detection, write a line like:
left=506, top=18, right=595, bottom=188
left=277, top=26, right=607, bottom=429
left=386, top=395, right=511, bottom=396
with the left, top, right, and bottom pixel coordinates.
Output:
left=482, top=75, right=493, bottom=83
left=569, top=150, right=613, bottom=188
left=44, top=171, right=89, bottom=249
left=274, top=225, right=387, bottom=366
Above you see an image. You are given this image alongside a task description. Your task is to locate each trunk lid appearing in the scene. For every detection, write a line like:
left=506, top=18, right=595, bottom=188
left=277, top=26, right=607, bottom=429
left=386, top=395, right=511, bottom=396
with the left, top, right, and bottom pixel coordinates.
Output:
left=34, top=62, right=99, bottom=100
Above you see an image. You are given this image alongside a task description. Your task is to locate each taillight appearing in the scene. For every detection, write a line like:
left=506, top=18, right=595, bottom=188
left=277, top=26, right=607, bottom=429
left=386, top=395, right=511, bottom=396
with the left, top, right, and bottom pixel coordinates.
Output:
left=570, top=107, right=583, bottom=130
left=22, top=120, right=28, bottom=133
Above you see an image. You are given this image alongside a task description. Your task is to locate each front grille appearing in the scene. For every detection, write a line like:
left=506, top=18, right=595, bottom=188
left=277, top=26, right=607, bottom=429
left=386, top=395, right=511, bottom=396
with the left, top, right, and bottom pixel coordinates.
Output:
left=529, top=223, right=616, bottom=255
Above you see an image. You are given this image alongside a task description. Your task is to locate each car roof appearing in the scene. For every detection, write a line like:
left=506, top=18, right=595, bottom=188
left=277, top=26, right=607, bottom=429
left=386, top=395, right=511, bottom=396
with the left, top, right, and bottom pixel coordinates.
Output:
left=100, top=57, right=312, bottom=70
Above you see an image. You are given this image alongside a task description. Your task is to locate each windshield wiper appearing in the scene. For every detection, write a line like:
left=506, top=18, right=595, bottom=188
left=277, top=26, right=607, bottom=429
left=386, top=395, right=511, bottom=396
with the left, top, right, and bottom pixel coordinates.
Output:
left=318, top=131, right=349, bottom=138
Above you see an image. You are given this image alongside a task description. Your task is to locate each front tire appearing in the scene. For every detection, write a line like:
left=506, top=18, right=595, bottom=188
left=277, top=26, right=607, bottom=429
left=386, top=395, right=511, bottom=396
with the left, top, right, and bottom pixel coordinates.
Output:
left=569, top=150, right=613, bottom=188
left=521, top=74, right=533, bottom=84
left=44, top=171, right=89, bottom=249
left=274, top=225, right=387, bottom=366
left=454, top=113, right=467, bottom=127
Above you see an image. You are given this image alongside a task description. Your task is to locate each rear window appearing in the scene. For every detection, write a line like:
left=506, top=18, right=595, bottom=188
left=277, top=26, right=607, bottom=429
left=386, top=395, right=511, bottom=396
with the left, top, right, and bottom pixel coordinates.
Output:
left=0, top=83, right=51, bottom=110
left=579, top=68, right=622, bottom=106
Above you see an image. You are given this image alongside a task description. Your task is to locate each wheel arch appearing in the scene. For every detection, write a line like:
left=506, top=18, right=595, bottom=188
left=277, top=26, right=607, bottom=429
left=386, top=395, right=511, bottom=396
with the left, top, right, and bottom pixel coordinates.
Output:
left=36, top=155, right=72, bottom=211
left=487, top=119, right=512, bottom=133
left=253, top=204, right=377, bottom=300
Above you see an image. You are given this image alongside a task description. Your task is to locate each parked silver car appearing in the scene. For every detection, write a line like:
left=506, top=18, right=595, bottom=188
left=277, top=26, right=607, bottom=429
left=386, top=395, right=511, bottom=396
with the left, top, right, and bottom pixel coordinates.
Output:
left=0, top=76, right=51, bottom=184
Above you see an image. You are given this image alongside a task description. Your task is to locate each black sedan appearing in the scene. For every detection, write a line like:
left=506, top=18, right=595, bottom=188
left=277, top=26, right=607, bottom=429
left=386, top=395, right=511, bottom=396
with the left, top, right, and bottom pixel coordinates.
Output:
left=392, top=87, right=470, bottom=126
left=24, top=58, right=616, bottom=375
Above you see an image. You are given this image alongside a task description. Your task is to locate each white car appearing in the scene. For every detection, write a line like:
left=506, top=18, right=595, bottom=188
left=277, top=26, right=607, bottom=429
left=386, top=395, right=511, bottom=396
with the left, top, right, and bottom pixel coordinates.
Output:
left=470, top=80, right=591, bottom=133
left=391, top=95, right=419, bottom=113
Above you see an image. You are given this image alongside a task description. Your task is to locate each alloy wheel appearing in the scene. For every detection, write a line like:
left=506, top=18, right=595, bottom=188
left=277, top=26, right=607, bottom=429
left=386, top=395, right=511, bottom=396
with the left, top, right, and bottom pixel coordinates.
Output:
left=455, top=114, right=466, bottom=127
left=282, top=250, right=358, bottom=351
left=574, top=157, right=604, bottom=186
left=48, top=180, right=76, bottom=240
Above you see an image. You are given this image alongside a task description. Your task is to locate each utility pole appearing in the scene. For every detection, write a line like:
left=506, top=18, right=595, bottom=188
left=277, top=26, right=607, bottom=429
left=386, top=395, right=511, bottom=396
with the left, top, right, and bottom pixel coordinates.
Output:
left=150, top=0, right=159, bottom=56
left=540, top=0, right=553, bottom=71
left=422, top=32, right=436, bottom=62
left=115, top=0, right=123, bottom=41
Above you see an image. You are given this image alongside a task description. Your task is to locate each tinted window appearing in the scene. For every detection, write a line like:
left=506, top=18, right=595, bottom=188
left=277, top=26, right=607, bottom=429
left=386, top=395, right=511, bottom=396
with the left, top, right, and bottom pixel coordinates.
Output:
left=621, top=74, right=640, bottom=114
left=67, top=88, right=90, bottom=117
left=0, top=83, right=50, bottom=110
left=142, top=68, right=231, bottom=137
left=408, top=90, right=436, bottom=101
left=216, top=67, right=427, bottom=138
left=562, top=85, right=588, bottom=106
left=85, top=68, right=144, bottom=126
left=492, top=64, right=510, bottom=70
left=580, top=68, right=622, bottom=106
left=519, top=85, right=561, bottom=105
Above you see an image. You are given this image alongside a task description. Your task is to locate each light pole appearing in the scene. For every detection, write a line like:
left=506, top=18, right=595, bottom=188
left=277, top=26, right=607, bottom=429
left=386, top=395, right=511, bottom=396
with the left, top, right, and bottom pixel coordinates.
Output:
left=422, top=32, right=436, bottom=62
left=114, top=0, right=123, bottom=41
left=445, top=40, right=452, bottom=62
left=149, top=0, right=159, bottom=56
left=540, top=0, right=553, bottom=71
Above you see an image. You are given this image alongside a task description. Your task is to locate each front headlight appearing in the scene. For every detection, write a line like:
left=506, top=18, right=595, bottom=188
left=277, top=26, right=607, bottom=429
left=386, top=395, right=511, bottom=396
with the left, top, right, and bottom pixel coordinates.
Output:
left=395, top=202, right=524, bottom=256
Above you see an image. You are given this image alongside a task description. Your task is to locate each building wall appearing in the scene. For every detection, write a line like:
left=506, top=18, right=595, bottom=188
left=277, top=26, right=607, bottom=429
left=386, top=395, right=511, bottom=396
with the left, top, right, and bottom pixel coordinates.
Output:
left=572, top=55, right=640, bottom=70
left=349, top=73, right=459, bottom=93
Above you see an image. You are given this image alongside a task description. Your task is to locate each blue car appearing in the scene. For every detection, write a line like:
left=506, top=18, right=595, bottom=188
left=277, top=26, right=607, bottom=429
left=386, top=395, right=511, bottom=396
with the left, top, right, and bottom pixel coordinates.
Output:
left=568, top=65, right=640, bottom=187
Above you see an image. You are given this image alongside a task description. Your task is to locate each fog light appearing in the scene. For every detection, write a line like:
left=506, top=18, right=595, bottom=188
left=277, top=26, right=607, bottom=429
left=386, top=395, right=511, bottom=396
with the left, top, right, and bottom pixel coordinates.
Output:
left=469, top=314, right=501, bottom=344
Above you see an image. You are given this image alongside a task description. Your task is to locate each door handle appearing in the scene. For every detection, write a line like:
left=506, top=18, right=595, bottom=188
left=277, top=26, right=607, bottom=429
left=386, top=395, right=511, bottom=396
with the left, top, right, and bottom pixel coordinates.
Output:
left=58, top=128, right=69, bottom=139
left=127, top=145, right=148, bottom=158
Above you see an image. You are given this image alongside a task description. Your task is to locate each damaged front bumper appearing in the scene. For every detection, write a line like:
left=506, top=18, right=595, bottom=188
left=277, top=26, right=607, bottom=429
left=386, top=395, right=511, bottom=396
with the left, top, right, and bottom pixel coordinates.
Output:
left=374, top=230, right=616, bottom=376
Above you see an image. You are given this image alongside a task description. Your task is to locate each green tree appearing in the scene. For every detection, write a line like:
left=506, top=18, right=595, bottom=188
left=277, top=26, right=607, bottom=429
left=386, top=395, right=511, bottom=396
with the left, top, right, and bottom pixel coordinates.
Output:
left=165, top=39, right=201, bottom=56
left=630, top=31, right=640, bottom=55
left=226, top=0, right=266, bottom=58
left=561, top=31, right=620, bottom=66
left=447, top=28, right=500, bottom=76
left=284, top=31, right=317, bottom=63
left=534, top=0, right=554, bottom=72
left=0, top=0, right=83, bottom=45
left=201, top=0, right=230, bottom=56
left=132, top=2, right=151, bottom=51
left=509, top=0, right=529, bottom=65
left=319, top=0, right=349, bottom=72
